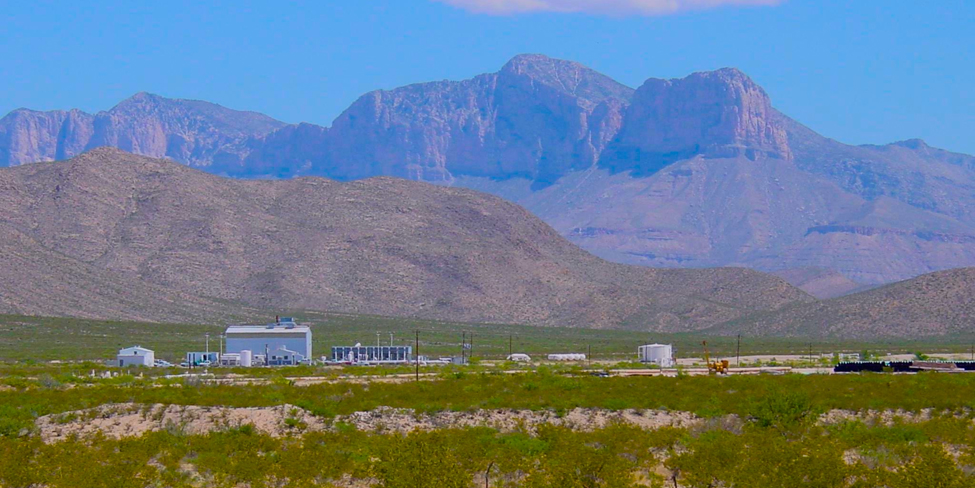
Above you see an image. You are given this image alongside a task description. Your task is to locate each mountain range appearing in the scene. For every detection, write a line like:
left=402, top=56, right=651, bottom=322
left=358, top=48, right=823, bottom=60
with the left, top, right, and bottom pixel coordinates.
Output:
left=3, top=54, right=975, bottom=299
left=0, top=148, right=809, bottom=330
left=3, top=148, right=974, bottom=338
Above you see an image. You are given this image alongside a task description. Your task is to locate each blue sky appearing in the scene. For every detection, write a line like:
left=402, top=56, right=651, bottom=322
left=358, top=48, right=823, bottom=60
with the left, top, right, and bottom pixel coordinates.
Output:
left=2, top=0, right=972, bottom=154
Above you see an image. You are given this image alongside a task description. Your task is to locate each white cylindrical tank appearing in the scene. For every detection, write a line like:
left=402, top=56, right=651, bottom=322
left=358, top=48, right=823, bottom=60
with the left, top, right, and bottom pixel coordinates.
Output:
left=639, top=344, right=674, bottom=367
left=240, top=350, right=253, bottom=367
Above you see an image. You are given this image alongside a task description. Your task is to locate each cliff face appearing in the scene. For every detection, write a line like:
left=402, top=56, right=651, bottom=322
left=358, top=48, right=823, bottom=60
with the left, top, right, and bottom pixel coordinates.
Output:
left=0, top=93, right=285, bottom=170
left=600, top=68, right=791, bottom=176
left=0, top=109, right=93, bottom=164
left=324, top=54, right=633, bottom=184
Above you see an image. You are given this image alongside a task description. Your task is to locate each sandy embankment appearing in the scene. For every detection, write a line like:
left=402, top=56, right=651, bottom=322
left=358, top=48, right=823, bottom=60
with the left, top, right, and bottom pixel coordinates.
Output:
left=35, top=402, right=965, bottom=444
left=36, top=403, right=705, bottom=443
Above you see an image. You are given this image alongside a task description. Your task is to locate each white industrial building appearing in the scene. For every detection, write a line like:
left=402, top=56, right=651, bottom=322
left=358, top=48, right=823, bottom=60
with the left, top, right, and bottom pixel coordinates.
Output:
left=118, top=346, right=154, bottom=367
left=638, top=344, right=675, bottom=367
left=225, top=318, right=311, bottom=364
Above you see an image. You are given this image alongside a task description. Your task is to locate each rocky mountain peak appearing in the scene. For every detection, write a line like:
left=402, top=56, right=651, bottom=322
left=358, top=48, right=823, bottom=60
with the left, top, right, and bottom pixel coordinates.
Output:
left=499, top=54, right=635, bottom=106
left=891, top=139, right=930, bottom=150
left=108, top=92, right=171, bottom=112
left=600, top=67, right=792, bottom=176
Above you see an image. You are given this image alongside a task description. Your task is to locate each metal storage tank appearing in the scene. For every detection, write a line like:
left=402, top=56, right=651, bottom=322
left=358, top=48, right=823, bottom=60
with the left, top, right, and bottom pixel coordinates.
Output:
left=240, top=350, right=253, bottom=367
left=639, top=344, right=674, bottom=367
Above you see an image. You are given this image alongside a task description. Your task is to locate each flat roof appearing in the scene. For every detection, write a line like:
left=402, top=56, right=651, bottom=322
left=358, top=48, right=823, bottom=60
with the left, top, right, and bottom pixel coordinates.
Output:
left=225, top=325, right=311, bottom=334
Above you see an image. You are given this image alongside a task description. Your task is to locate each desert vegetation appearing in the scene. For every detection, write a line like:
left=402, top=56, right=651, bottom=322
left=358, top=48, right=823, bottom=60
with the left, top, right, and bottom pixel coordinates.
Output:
left=2, top=371, right=975, bottom=486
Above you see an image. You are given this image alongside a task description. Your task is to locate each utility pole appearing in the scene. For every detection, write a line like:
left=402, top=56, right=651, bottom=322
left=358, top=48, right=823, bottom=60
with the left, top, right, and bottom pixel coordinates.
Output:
left=205, top=333, right=210, bottom=355
left=587, top=344, right=591, bottom=368
left=509, top=335, right=513, bottom=358
left=390, top=332, right=394, bottom=347
left=415, top=330, right=419, bottom=382
left=736, top=334, right=741, bottom=367
left=470, top=333, right=474, bottom=359
left=461, top=332, right=466, bottom=363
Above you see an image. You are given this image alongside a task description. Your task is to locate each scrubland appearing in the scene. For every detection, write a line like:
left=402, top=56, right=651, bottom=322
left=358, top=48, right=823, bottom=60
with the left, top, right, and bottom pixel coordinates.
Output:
left=1, top=368, right=975, bottom=487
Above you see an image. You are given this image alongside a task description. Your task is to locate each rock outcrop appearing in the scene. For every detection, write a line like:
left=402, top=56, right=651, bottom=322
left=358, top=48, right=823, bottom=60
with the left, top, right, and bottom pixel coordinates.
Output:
left=600, top=68, right=791, bottom=176
left=0, top=93, right=285, bottom=170
left=0, top=109, right=93, bottom=164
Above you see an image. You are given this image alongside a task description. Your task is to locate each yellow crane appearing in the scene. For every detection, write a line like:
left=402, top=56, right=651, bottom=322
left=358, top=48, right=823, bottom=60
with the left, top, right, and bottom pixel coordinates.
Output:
left=702, top=341, right=729, bottom=375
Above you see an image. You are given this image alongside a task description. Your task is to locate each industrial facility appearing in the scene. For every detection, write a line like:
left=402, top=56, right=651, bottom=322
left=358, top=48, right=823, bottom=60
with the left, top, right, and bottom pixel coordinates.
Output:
left=638, top=344, right=675, bottom=367
left=332, top=345, right=412, bottom=364
left=225, top=317, right=312, bottom=363
left=117, top=346, right=154, bottom=367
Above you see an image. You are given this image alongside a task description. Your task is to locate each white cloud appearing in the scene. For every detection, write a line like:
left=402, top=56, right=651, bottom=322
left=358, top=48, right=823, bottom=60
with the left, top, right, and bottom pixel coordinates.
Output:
left=433, top=0, right=783, bottom=15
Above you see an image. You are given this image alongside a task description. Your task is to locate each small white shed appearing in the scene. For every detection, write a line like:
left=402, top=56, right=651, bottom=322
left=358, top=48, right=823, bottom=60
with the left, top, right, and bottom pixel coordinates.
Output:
left=118, top=346, right=155, bottom=367
left=506, top=353, right=532, bottom=363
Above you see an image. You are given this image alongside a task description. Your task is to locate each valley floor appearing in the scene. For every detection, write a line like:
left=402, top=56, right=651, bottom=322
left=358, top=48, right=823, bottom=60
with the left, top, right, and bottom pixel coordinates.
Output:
left=2, top=368, right=975, bottom=487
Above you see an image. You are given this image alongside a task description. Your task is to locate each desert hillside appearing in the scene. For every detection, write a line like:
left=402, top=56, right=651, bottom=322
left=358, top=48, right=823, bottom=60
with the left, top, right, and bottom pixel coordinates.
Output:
left=0, top=148, right=809, bottom=329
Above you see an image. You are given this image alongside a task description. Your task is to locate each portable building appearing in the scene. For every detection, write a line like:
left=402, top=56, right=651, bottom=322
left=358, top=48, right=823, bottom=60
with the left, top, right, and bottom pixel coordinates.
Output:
left=118, top=346, right=154, bottom=367
left=506, top=353, right=532, bottom=362
left=638, top=344, right=675, bottom=367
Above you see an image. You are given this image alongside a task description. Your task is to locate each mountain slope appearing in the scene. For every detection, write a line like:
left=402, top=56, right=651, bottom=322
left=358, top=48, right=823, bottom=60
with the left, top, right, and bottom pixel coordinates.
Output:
left=770, top=267, right=870, bottom=299
left=0, top=148, right=809, bottom=330
left=0, top=222, right=253, bottom=324
left=718, top=268, right=975, bottom=338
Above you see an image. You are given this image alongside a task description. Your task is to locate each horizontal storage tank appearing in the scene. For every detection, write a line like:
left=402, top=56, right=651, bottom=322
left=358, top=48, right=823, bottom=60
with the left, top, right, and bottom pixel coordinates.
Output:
left=547, top=353, right=586, bottom=361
